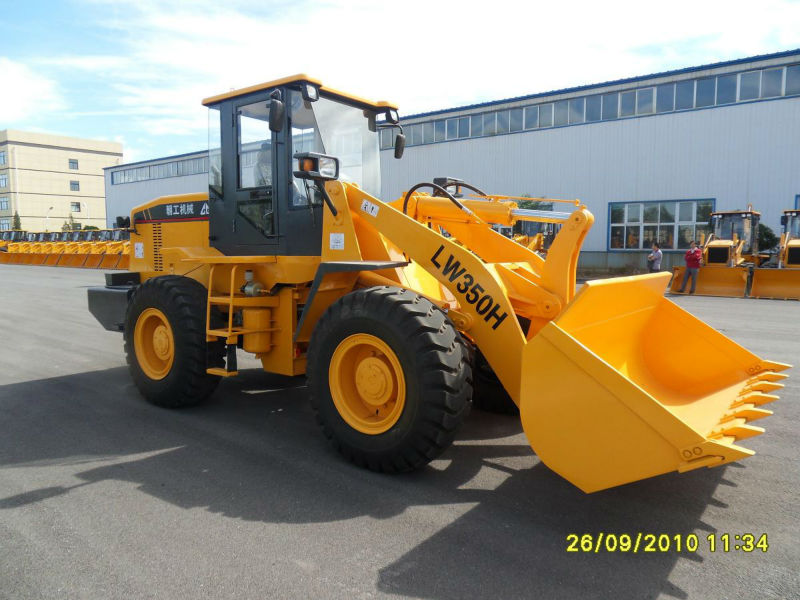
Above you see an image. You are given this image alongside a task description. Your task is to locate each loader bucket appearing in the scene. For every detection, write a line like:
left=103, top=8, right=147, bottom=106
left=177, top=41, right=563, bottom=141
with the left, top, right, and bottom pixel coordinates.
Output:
left=750, top=268, right=800, bottom=300
left=84, top=253, right=104, bottom=269
left=520, top=272, right=789, bottom=493
left=669, top=265, right=749, bottom=297
left=98, top=252, right=122, bottom=269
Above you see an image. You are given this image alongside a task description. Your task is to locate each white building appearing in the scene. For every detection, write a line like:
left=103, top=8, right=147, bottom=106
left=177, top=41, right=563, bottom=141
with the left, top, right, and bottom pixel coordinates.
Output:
left=105, top=49, right=800, bottom=269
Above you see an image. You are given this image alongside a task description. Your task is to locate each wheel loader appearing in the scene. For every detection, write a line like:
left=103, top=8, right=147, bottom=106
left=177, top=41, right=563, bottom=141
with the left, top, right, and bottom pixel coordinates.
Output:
left=87, top=75, right=789, bottom=493
left=669, top=208, right=766, bottom=297
left=750, top=209, right=800, bottom=299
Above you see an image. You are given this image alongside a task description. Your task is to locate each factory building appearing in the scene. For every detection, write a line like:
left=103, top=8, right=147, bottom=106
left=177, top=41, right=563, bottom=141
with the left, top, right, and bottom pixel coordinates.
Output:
left=105, top=49, right=800, bottom=269
left=0, top=130, right=122, bottom=231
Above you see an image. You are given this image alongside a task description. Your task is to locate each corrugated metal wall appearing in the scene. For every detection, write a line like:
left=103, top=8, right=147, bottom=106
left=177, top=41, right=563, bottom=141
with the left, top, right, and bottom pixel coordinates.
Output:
left=381, top=98, right=800, bottom=252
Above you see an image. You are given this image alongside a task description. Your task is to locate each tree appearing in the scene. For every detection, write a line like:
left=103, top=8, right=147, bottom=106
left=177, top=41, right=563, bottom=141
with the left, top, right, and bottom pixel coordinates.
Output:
left=514, top=194, right=553, bottom=236
left=12, top=211, right=21, bottom=230
left=758, top=223, right=780, bottom=252
left=61, top=214, right=79, bottom=231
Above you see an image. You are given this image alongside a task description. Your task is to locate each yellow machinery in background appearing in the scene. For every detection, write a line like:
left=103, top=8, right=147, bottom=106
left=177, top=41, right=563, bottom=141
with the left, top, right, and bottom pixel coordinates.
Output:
left=0, top=230, right=26, bottom=250
left=751, top=209, right=800, bottom=300
left=0, top=228, right=131, bottom=268
left=87, top=75, right=788, bottom=493
left=670, top=208, right=765, bottom=297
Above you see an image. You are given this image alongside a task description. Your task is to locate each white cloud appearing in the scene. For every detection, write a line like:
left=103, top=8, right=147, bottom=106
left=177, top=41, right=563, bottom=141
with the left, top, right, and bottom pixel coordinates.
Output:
left=0, top=58, right=64, bottom=124
left=13, top=0, right=800, bottom=155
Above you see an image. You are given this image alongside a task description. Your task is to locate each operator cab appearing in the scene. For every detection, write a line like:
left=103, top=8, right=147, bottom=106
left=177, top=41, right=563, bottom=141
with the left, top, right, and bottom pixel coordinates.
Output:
left=202, top=75, right=402, bottom=256
left=707, top=209, right=759, bottom=264
left=781, top=210, right=800, bottom=238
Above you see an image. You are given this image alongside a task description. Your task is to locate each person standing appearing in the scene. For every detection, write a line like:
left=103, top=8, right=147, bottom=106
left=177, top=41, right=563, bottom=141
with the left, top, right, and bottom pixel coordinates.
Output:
left=647, top=243, right=662, bottom=273
left=678, top=240, right=703, bottom=293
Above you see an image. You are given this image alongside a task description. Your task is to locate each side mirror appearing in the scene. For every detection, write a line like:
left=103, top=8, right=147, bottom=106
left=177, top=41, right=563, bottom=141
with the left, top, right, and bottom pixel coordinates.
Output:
left=386, top=108, right=400, bottom=124
left=269, top=91, right=285, bottom=132
left=781, top=215, right=788, bottom=226
left=394, top=133, right=405, bottom=159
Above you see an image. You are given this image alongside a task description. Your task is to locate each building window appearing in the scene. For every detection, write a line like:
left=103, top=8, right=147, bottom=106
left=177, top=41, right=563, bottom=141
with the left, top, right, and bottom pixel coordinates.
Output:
left=434, top=119, right=446, bottom=142
left=0, top=218, right=10, bottom=231
left=0, top=174, right=7, bottom=188
left=636, top=88, right=654, bottom=114
left=716, top=74, right=737, bottom=104
left=71, top=202, right=81, bottom=212
left=509, top=108, right=523, bottom=132
left=538, top=103, right=553, bottom=127
left=739, top=71, right=760, bottom=100
left=675, top=80, right=695, bottom=109
left=609, top=199, right=714, bottom=250
left=553, top=100, right=569, bottom=126
left=380, top=129, right=393, bottom=149
left=422, top=122, right=434, bottom=144
left=524, top=105, right=538, bottom=129
left=0, top=197, right=8, bottom=211
left=496, top=110, right=510, bottom=134
left=787, top=64, right=800, bottom=95
left=601, top=93, right=618, bottom=120
left=568, top=98, right=584, bottom=124
left=457, top=116, right=470, bottom=138
left=0, top=151, right=6, bottom=165
left=68, top=158, right=79, bottom=170
left=695, top=77, right=715, bottom=107
left=620, top=91, right=636, bottom=117
left=585, top=95, right=601, bottom=121
left=470, top=114, right=483, bottom=137
left=70, top=180, right=80, bottom=191
left=761, top=68, right=783, bottom=98
left=446, top=118, right=459, bottom=139
left=483, top=112, right=497, bottom=136
left=656, top=83, right=674, bottom=112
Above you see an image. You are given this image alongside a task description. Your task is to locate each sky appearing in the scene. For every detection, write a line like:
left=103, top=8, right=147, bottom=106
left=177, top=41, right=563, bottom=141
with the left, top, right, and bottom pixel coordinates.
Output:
left=2, top=0, right=799, bottom=163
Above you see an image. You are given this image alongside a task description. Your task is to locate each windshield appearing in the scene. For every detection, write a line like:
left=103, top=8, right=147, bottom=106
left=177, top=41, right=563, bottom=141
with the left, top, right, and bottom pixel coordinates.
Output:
left=289, top=91, right=381, bottom=199
left=787, top=214, right=800, bottom=238
left=712, top=213, right=755, bottom=252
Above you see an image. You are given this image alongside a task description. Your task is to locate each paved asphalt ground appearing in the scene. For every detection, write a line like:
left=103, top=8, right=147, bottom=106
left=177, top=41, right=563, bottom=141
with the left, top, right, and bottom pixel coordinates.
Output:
left=0, top=264, right=798, bottom=600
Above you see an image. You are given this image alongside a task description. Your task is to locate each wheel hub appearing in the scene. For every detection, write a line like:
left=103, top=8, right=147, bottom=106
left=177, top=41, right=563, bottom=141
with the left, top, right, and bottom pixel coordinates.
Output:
left=134, top=308, right=175, bottom=381
left=152, top=325, right=171, bottom=360
left=329, top=333, right=406, bottom=435
left=355, top=357, right=394, bottom=406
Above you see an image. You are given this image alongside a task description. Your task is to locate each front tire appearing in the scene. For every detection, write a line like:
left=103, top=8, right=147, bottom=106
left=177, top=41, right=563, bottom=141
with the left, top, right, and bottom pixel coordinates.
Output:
left=308, top=286, right=472, bottom=473
left=124, top=276, right=224, bottom=408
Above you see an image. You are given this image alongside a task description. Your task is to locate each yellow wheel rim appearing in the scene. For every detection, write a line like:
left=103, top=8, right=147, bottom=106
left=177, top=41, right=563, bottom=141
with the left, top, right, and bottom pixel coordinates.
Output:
left=329, top=333, right=406, bottom=435
left=134, top=308, right=175, bottom=380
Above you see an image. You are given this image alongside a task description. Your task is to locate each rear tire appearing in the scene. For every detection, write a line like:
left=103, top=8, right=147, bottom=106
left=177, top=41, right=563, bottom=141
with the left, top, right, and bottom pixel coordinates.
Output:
left=124, top=275, right=224, bottom=408
left=308, top=286, right=472, bottom=473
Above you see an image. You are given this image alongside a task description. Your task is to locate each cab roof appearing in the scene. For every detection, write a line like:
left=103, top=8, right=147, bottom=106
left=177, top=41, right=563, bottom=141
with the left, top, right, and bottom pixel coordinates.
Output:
left=201, top=74, right=398, bottom=111
left=711, top=210, right=761, bottom=217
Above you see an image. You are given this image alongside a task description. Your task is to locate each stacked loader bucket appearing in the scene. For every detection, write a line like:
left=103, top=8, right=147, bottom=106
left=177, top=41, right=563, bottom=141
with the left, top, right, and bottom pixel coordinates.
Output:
left=0, top=231, right=130, bottom=270
left=520, top=273, right=788, bottom=493
left=670, top=265, right=749, bottom=297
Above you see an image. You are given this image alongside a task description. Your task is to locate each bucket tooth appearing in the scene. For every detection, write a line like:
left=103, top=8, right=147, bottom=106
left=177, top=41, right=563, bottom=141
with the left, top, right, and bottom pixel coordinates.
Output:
left=730, top=392, right=780, bottom=408
left=720, top=404, right=773, bottom=423
left=710, top=419, right=764, bottom=441
left=742, top=381, right=784, bottom=394
left=751, top=372, right=789, bottom=383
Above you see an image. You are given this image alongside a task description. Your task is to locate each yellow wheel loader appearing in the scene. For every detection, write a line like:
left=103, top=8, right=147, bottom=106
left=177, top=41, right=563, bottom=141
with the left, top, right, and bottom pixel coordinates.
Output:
left=87, top=76, right=789, bottom=493
left=751, top=209, right=800, bottom=300
left=670, top=208, right=766, bottom=297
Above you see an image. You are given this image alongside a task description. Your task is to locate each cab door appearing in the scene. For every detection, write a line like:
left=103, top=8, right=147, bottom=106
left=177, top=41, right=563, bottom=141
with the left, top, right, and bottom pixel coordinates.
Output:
left=210, top=93, right=287, bottom=255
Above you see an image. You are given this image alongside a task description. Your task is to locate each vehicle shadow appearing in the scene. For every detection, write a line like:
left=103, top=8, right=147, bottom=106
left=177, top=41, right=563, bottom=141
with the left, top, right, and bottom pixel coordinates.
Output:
left=0, top=367, right=729, bottom=600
